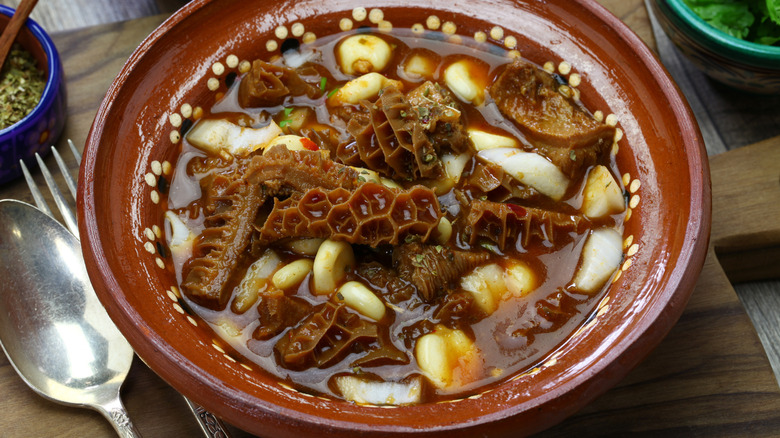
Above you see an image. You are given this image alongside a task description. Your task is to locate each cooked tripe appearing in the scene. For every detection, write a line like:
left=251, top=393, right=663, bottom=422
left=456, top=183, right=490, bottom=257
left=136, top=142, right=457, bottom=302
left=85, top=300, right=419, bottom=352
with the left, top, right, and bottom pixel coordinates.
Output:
left=165, top=28, right=626, bottom=405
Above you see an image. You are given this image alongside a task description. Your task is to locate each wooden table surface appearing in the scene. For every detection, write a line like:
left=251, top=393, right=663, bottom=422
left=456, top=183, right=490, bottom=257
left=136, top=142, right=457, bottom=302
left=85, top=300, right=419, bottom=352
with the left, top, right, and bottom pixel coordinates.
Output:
left=1, top=1, right=780, bottom=437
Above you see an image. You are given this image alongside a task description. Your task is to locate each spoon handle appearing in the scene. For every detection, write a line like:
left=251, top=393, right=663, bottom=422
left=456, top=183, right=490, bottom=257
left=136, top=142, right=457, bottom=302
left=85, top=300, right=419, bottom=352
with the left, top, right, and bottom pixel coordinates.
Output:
left=94, top=393, right=143, bottom=438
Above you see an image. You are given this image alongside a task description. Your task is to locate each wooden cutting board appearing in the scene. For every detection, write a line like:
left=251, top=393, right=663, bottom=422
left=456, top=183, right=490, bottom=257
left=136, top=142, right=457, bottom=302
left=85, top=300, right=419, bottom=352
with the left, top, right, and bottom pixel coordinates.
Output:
left=1, top=7, right=780, bottom=438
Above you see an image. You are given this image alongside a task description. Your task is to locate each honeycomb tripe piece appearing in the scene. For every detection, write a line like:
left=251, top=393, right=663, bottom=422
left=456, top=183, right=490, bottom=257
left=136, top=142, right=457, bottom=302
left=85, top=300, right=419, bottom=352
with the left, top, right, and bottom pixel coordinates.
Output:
left=258, top=182, right=442, bottom=246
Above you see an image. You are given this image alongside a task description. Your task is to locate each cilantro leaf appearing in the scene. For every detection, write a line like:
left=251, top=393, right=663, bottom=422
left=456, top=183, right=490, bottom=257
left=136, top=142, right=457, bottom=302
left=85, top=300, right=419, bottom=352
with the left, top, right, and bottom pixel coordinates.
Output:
left=684, top=0, right=780, bottom=45
left=754, top=15, right=780, bottom=44
left=765, top=0, right=780, bottom=25
left=684, top=0, right=754, bottom=39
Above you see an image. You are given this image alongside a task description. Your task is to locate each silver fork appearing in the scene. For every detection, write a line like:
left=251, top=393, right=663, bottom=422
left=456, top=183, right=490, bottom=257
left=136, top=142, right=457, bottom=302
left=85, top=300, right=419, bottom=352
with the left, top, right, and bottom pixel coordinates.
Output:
left=20, top=141, right=232, bottom=438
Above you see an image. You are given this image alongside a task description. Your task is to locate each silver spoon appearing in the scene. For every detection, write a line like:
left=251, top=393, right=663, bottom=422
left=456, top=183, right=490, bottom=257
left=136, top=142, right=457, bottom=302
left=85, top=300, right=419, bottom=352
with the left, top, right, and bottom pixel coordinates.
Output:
left=0, top=199, right=141, bottom=437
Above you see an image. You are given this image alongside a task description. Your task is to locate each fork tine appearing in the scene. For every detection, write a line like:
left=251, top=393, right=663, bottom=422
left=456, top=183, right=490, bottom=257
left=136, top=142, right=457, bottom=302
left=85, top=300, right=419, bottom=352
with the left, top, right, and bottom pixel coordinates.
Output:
left=58, top=141, right=232, bottom=438
left=34, top=152, right=79, bottom=239
left=19, top=159, right=54, bottom=217
left=67, top=138, right=82, bottom=164
left=51, top=147, right=78, bottom=201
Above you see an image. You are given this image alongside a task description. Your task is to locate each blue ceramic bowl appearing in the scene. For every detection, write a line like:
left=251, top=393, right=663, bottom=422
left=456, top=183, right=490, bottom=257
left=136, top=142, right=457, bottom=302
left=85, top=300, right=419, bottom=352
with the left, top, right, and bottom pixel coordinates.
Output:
left=0, top=5, right=66, bottom=185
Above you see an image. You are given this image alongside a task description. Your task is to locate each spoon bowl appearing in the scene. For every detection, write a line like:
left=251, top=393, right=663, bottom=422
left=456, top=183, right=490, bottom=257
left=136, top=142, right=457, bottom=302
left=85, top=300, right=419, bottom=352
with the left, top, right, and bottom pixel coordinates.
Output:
left=0, top=199, right=140, bottom=437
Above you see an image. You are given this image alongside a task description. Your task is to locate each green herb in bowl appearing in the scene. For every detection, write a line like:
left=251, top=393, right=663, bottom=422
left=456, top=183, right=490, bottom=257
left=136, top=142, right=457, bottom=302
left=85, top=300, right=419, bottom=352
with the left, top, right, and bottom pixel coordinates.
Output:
left=683, top=0, right=780, bottom=45
left=0, top=43, right=45, bottom=129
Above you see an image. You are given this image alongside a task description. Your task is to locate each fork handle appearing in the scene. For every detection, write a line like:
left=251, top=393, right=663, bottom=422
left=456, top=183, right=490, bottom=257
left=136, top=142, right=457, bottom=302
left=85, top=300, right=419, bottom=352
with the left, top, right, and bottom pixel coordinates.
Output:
left=184, top=397, right=232, bottom=438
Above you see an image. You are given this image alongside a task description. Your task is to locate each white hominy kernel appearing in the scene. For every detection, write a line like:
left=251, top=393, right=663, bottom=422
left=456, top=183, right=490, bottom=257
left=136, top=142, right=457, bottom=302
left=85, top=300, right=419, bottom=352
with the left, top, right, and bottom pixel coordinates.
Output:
left=272, top=259, right=314, bottom=290
left=558, top=61, right=571, bottom=75
left=291, top=23, right=304, bottom=37
left=187, top=316, right=197, bottom=326
left=150, top=190, right=160, bottom=204
left=265, top=39, right=278, bottom=52
left=569, top=73, right=581, bottom=87
left=622, top=172, right=631, bottom=186
left=411, top=23, right=425, bottom=34
left=169, top=130, right=180, bottom=144
left=144, top=228, right=154, bottom=240
left=274, top=26, right=288, bottom=39
left=336, top=281, right=386, bottom=321
left=434, top=217, right=452, bottom=244
left=238, top=60, right=251, bottom=73
left=474, top=31, right=487, bottom=43
left=606, top=113, right=618, bottom=126
left=490, top=26, right=504, bottom=40
left=629, top=194, right=640, bottom=209
left=207, top=77, right=219, bottom=91
left=286, top=238, right=324, bottom=256
left=144, top=242, right=156, bottom=254
left=543, top=61, right=555, bottom=73
left=156, top=258, right=165, bottom=269
left=144, top=173, right=157, bottom=187
left=337, top=36, right=393, bottom=75
left=151, top=160, right=162, bottom=175
left=594, top=110, right=604, bottom=122
left=166, top=290, right=178, bottom=302
left=212, top=62, right=225, bottom=75
left=173, top=303, right=185, bottom=314
left=312, top=239, right=355, bottom=295
left=628, top=243, right=639, bottom=257
left=442, top=21, right=456, bottom=35
left=623, top=235, right=634, bottom=249
left=622, top=259, right=632, bottom=271
left=444, top=60, right=484, bottom=104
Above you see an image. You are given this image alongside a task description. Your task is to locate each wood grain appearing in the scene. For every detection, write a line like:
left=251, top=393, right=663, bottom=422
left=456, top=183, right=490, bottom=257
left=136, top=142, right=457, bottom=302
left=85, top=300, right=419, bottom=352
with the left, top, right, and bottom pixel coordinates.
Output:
left=0, top=2, right=779, bottom=437
left=544, top=250, right=780, bottom=437
left=710, top=138, right=780, bottom=281
left=0, top=0, right=187, bottom=32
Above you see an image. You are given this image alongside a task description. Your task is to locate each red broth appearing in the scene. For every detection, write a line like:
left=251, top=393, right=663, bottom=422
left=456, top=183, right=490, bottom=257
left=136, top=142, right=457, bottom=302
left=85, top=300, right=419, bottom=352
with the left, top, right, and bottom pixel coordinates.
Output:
left=164, top=28, right=625, bottom=404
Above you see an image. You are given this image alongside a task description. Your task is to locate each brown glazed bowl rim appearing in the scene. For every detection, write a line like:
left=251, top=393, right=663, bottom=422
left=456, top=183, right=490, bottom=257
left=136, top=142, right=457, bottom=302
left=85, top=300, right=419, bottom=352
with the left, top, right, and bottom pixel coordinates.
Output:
left=79, top=0, right=711, bottom=436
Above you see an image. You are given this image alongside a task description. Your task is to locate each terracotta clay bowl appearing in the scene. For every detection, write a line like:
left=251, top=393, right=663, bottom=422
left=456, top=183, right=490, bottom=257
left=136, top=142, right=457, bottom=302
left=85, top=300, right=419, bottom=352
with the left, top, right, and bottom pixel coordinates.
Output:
left=0, top=4, right=66, bottom=185
left=79, top=0, right=711, bottom=436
